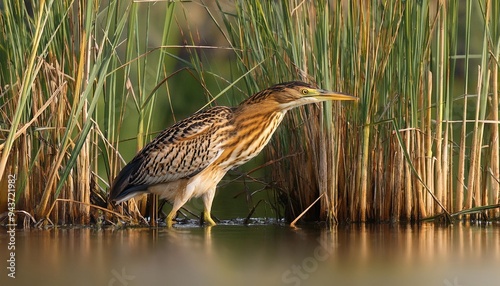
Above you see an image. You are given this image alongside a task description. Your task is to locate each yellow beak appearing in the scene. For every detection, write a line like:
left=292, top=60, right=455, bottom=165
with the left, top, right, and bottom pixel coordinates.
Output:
left=312, top=88, right=358, bottom=101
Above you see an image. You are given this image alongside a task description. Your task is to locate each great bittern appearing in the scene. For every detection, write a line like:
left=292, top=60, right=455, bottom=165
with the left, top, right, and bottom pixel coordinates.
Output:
left=109, top=81, right=357, bottom=227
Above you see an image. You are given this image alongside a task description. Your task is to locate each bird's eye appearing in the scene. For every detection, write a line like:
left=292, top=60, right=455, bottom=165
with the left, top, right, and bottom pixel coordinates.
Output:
left=301, top=89, right=308, bottom=95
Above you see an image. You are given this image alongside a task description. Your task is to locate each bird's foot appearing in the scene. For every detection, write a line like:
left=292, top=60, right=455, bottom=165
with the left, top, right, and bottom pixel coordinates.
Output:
left=165, top=214, right=176, bottom=228
left=203, top=211, right=216, bottom=226
left=166, top=220, right=174, bottom=228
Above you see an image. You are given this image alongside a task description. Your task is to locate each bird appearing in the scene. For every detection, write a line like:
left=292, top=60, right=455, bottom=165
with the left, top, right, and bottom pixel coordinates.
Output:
left=109, top=81, right=357, bottom=227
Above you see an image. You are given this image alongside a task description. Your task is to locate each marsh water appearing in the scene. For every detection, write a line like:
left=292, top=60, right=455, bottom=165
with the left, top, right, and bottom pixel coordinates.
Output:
left=1, top=221, right=499, bottom=286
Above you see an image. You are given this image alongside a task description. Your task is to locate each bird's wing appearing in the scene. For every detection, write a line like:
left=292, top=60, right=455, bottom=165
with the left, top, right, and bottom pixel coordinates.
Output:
left=109, top=106, right=234, bottom=202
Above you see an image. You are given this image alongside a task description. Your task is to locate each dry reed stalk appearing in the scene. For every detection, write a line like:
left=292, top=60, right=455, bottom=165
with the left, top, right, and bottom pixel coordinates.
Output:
left=336, top=122, right=347, bottom=222
left=446, top=131, right=453, bottom=211
left=324, top=112, right=343, bottom=223
left=318, top=114, right=329, bottom=222
left=440, top=0, right=452, bottom=214
left=403, top=131, right=412, bottom=221
left=290, top=193, right=325, bottom=228
left=321, top=102, right=340, bottom=207
left=455, top=0, right=473, bottom=216
left=441, top=123, right=450, bottom=213
left=415, top=70, right=426, bottom=219
left=383, top=142, right=392, bottom=221
left=415, top=129, right=427, bottom=219
left=77, top=124, right=91, bottom=224
left=466, top=68, right=484, bottom=212
left=394, top=137, right=403, bottom=221
left=358, top=128, right=370, bottom=221
left=490, top=62, right=499, bottom=218
left=375, top=135, right=386, bottom=221
left=18, top=133, right=30, bottom=213
left=68, top=171, right=75, bottom=223
left=434, top=0, right=445, bottom=213
left=456, top=96, right=468, bottom=215
left=384, top=139, right=392, bottom=221
left=357, top=0, right=370, bottom=222
left=425, top=71, right=434, bottom=216
left=330, top=110, right=342, bottom=222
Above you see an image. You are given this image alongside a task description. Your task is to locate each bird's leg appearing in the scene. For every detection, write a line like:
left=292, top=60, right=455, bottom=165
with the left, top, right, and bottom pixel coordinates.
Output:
left=166, top=196, right=188, bottom=228
left=202, top=190, right=216, bottom=226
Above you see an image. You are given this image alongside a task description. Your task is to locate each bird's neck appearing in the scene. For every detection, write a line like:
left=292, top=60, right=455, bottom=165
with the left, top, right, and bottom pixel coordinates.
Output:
left=217, top=104, right=286, bottom=169
left=234, top=101, right=284, bottom=119
left=232, top=103, right=286, bottom=138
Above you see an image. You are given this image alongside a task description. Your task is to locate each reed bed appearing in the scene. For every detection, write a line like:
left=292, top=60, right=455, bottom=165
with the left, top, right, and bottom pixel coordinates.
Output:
left=0, top=0, right=498, bottom=226
left=0, top=0, right=188, bottom=226
left=220, top=0, right=500, bottom=223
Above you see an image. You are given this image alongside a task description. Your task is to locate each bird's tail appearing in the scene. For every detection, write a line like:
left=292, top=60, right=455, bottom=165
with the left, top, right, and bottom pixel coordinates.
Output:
left=108, top=157, right=147, bottom=203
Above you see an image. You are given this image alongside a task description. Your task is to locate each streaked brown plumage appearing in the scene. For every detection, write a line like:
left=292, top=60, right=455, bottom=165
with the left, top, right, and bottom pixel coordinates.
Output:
left=109, top=81, right=357, bottom=227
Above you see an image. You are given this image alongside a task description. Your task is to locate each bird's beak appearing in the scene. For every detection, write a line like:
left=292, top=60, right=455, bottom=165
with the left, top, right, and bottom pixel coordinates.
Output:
left=312, top=88, right=359, bottom=101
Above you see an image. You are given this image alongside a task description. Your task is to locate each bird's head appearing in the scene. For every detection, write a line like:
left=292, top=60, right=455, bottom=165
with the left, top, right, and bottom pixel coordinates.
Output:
left=241, top=81, right=358, bottom=111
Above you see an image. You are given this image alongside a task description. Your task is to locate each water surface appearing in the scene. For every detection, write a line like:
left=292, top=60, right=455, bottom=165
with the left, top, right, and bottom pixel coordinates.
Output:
left=1, top=222, right=499, bottom=286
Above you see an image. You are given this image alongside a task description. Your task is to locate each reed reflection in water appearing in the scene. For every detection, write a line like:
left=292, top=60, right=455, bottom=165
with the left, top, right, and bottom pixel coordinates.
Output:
left=0, top=223, right=499, bottom=286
